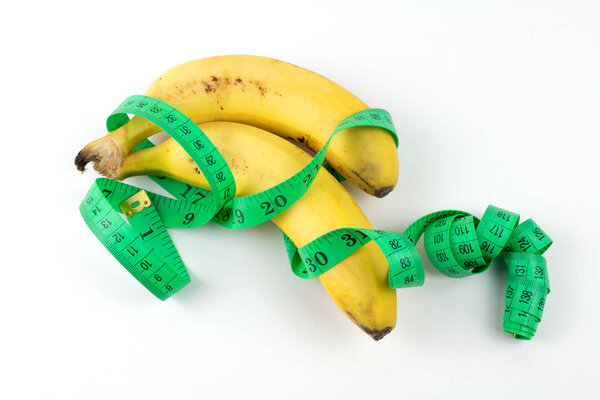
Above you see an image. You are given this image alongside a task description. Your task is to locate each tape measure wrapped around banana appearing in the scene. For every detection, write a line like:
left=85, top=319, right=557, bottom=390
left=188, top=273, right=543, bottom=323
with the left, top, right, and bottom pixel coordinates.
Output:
left=77, top=55, right=399, bottom=197
left=75, top=55, right=552, bottom=340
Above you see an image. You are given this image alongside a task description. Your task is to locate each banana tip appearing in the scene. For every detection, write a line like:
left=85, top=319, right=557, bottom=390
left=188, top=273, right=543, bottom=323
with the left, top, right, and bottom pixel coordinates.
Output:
left=374, top=186, right=394, bottom=198
left=362, top=326, right=393, bottom=341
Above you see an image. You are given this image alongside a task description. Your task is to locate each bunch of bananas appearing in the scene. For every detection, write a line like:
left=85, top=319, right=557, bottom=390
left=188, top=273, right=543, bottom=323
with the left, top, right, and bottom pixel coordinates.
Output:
left=76, top=55, right=401, bottom=340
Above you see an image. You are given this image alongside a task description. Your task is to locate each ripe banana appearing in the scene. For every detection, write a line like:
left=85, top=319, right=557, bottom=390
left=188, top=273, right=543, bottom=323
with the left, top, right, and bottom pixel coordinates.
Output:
left=75, top=55, right=398, bottom=197
left=115, top=121, right=397, bottom=340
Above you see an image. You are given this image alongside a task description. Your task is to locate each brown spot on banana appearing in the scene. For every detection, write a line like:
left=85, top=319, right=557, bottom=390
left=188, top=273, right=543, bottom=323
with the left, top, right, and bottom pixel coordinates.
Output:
left=185, top=76, right=273, bottom=97
left=351, top=169, right=376, bottom=190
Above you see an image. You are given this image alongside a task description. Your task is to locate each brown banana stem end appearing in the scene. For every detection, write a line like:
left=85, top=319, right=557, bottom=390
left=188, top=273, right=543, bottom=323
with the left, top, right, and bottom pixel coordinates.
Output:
left=74, top=136, right=123, bottom=179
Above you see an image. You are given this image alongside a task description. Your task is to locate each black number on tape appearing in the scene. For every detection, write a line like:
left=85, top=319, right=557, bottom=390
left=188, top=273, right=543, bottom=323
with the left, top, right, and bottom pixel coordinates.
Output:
left=183, top=213, right=195, bottom=225
left=341, top=234, right=356, bottom=247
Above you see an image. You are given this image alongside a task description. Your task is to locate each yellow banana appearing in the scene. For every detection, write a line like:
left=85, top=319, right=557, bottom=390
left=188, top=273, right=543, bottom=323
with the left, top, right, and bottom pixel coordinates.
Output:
left=75, top=55, right=398, bottom=197
left=117, top=121, right=397, bottom=340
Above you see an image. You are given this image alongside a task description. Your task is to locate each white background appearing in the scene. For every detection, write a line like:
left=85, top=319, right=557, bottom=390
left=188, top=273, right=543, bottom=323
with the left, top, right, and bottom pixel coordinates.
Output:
left=2, top=1, right=598, bottom=399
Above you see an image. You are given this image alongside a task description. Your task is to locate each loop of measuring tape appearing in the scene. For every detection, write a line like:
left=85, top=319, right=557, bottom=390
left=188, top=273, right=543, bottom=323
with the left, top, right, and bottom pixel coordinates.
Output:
left=80, top=180, right=190, bottom=300
left=80, top=95, right=553, bottom=339
left=502, top=220, right=552, bottom=339
left=80, top=95, right=396, bottom=299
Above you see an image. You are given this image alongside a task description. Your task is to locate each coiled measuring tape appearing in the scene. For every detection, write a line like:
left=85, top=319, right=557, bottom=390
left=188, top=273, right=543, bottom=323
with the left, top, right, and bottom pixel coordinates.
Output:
left=79, top=95, right=552, bottom=339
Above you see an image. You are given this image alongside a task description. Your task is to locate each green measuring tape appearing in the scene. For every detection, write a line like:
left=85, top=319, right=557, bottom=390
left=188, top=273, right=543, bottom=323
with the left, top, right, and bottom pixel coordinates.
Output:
left=81, top=95, right=397, bottom=298
left=80, top=95, right=552, bottom=339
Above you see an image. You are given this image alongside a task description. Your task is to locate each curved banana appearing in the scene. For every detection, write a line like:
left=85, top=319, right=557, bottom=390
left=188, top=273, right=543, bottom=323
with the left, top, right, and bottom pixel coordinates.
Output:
left=117, top=121, right=397, bottom=340
left=75, top=55, right=398, bottom=197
